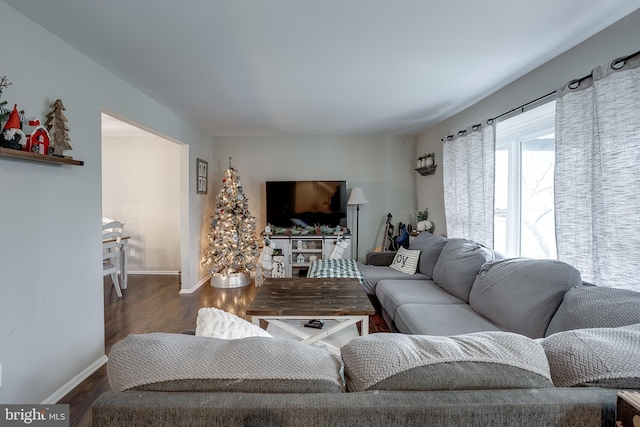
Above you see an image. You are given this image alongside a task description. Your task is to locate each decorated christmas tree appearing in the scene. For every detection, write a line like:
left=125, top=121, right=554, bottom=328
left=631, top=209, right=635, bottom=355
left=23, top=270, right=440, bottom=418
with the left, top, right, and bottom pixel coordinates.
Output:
left=45, top=99, right=72, bottom=156
left=202, top=158, right=259, bottom=283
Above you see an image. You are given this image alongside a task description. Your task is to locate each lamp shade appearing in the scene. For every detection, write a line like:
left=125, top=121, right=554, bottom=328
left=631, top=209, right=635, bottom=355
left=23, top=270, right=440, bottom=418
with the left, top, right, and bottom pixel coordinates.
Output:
left=347, top=187, right=369, bottom=206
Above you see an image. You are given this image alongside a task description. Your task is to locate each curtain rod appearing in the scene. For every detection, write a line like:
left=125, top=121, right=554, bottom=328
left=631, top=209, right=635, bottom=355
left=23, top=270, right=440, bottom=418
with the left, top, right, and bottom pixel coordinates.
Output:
left=487, top=48, right=640, bottom=124
left=442, top=48, right=640, bottom=142
left=486, top=90, right=556, bottom=124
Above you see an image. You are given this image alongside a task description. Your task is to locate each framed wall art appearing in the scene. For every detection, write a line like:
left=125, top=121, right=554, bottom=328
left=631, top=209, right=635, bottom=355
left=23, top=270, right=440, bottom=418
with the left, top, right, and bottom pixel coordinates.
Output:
left=196, top=158, right=208, bottom=194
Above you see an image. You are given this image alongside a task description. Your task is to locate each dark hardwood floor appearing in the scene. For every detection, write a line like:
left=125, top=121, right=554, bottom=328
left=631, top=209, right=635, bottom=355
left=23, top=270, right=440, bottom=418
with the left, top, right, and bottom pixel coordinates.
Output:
left=58, top=274, right=390, bottom=427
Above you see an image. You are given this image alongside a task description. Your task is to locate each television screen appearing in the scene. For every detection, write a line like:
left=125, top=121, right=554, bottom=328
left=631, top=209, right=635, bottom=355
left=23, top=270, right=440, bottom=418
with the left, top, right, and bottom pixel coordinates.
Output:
left=266, top=181, right=347, bottom=228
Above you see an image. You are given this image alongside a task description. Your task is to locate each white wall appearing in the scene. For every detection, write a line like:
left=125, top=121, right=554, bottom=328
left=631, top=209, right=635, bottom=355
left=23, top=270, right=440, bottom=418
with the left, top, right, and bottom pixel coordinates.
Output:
left=0, top=2, right=211, bottom=404
left=208, top=135, right=417, bottom=263
left=102, top=137, right=181, bottom=273
left=416, top=9, right=640, bottom=237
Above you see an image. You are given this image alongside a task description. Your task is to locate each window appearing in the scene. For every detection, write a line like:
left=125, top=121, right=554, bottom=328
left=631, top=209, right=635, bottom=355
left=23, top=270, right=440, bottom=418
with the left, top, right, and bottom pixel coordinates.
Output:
left=494, top=101, right=556, bottom=259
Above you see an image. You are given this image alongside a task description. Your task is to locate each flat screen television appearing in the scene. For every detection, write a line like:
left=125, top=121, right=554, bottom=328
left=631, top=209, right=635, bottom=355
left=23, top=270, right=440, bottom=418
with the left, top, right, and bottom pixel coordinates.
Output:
left=265, top=180, right=348, bottom=228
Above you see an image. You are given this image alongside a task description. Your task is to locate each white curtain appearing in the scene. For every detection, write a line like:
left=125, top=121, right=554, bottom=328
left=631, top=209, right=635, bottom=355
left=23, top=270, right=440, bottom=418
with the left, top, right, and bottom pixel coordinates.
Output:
left=555, top=54, right=640, bottom=290
left=443, top=123, right=495, bottom=247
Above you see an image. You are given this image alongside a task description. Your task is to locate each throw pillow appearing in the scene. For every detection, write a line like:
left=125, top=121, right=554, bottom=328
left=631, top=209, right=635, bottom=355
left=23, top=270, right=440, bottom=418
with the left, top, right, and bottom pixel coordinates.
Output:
left=545, top=284, right=640, bottom=336
left=195, top=307, right=272, bottom=339
left=468, top=258, right=582, bottom=339
left=431, top=238, right=495, bottom=302
left=108, top=333, right=345, bottom=393
left=389, top=247, right=420, bottom=274
left=341, top=332, right=553, bottom=392
left=540, top=323, right=640, bottom=388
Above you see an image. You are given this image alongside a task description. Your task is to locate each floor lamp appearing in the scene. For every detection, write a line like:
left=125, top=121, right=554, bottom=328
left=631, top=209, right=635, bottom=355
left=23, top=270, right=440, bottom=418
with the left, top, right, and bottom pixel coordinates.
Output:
left=347, top=187, right=369, bottom=261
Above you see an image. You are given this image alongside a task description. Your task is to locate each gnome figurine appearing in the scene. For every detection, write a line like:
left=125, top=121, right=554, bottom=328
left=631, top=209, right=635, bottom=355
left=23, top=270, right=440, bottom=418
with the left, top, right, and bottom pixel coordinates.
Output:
left=1, top=104, right=27, bottom=150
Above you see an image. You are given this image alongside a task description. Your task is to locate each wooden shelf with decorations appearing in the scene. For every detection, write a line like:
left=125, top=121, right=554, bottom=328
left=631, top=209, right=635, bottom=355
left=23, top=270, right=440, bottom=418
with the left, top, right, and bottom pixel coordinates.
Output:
left=415, top=165, right=437, bottom=176
left=0, top=147, right=84, bottom=166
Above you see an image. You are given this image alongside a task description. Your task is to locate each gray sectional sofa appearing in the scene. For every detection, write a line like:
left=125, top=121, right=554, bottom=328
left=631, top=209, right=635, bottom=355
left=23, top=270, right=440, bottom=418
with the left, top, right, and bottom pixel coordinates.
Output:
left=92, top=232, right=640, bottom=426
left=359, top=232, right=640, bottom=338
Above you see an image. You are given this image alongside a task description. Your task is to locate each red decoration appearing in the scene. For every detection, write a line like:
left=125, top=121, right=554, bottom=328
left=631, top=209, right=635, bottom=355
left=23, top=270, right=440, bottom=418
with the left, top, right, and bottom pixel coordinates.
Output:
left=1, top=104, right=27, bottom=150
left=25, top=126, right=50, bottom=154
left=2, top=104, right=20, bottom=131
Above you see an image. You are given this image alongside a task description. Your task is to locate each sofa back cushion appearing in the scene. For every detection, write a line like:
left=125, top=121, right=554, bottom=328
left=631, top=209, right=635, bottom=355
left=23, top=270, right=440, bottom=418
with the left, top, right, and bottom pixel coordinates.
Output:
left=341, top=332, right=553, bottom=392
left=545, top=284, right=640, bottom=336
left=432, top=238, right=495, bottom=302
left=540, top=323, right=640, bottom=388
left=469, top=258, right=581, bottom=338
left=107, top=333, right=344, bottom=393
left=408, top=232, right=448, bottom=278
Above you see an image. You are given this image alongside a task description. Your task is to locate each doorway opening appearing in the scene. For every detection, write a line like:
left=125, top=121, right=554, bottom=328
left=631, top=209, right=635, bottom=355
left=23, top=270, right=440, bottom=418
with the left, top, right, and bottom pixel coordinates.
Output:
left=101, top=110, right=186, bottom=282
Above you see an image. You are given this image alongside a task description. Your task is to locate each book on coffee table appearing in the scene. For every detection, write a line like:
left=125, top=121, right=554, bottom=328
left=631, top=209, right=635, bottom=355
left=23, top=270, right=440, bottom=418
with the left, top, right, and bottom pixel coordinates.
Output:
left=617, top=391, right=640, bottom=426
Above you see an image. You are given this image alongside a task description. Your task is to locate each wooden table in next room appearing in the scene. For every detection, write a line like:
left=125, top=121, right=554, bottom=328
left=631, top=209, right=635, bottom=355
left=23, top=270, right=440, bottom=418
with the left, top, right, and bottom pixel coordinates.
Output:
left=246, top=277, right=375, bottom=354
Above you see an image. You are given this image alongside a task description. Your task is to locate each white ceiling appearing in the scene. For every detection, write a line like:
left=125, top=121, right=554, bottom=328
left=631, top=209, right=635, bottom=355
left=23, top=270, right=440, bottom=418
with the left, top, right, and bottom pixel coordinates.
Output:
left=6, top=0, right=640, bottom=137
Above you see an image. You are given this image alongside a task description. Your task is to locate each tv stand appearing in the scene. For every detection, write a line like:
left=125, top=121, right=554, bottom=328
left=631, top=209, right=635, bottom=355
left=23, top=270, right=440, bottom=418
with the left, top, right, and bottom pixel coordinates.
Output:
left=268, top=234, right=351, bottom=278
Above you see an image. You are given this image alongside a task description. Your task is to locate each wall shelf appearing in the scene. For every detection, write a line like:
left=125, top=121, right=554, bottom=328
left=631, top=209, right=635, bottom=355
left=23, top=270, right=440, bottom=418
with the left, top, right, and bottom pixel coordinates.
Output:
left=415, top=165, right=437, bottom=176
left=0, top=147, right=84, bottom=166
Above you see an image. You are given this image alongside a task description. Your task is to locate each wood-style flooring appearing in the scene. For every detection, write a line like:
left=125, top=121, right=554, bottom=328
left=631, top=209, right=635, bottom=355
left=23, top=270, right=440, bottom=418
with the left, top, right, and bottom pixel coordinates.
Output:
left=58, top=274, right=390, bottom=427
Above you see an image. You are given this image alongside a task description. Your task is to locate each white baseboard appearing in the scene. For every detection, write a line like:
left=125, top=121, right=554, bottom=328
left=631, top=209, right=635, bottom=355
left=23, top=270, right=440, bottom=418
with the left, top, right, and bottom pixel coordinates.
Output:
left=127, top=270, right=180, bottom=275
left=179, top=274, right=211, bottom=294
left=43, top=355, right=108, bottom=404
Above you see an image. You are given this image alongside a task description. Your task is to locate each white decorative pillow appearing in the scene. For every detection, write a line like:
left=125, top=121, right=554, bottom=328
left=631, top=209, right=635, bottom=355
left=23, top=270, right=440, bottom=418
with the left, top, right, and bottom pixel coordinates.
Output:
left=389, top=247, right=420, bottom=274
left=195, top=307, right=272, bottom=339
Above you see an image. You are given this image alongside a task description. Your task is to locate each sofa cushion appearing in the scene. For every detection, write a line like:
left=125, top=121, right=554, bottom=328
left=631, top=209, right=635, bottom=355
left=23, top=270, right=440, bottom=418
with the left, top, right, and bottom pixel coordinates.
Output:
left=107, top=333, right=344, bottom=393
left=408, top=232, right=449, bottom=278
left=469, top=258, right=581, bottom=338
left=341, top=332, right=553, bottom=392
left=389, top=247, right=420, bottom=274
left=540, top=323, right=640, bottom=389
left=357, top=262, right=429, bottom=295
left=394, top=303, right=504, bottom=335
left=376, top=280, right=465, bottom=321
left=545, top=285, right=640, bottom=336
left=432, top=238, right=496, bottom=302
left=195, top=307, right=272, bottom=339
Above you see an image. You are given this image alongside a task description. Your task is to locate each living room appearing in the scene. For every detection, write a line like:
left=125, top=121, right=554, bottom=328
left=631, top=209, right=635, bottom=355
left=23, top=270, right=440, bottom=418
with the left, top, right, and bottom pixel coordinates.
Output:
left=1, top=0, right=639, bottom=415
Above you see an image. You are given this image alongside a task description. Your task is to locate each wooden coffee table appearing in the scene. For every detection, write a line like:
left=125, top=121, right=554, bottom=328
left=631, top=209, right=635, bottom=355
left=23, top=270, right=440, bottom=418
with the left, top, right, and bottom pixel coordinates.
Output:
left=246, top=277, right=375, bottom=354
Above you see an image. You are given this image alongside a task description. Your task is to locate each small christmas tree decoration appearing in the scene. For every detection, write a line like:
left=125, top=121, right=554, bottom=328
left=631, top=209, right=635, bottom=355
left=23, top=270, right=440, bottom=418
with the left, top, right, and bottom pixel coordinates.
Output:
left=202, top=158, right=259, bottom=288
left=45, top=99, right=72, bottom=156
left=1, top=104, right=27, bottom=150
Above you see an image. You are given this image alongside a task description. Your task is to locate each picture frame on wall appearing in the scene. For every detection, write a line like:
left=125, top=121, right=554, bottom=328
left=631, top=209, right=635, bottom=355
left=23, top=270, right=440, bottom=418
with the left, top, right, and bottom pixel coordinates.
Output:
left=196, top=158, right=208, bottom=194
